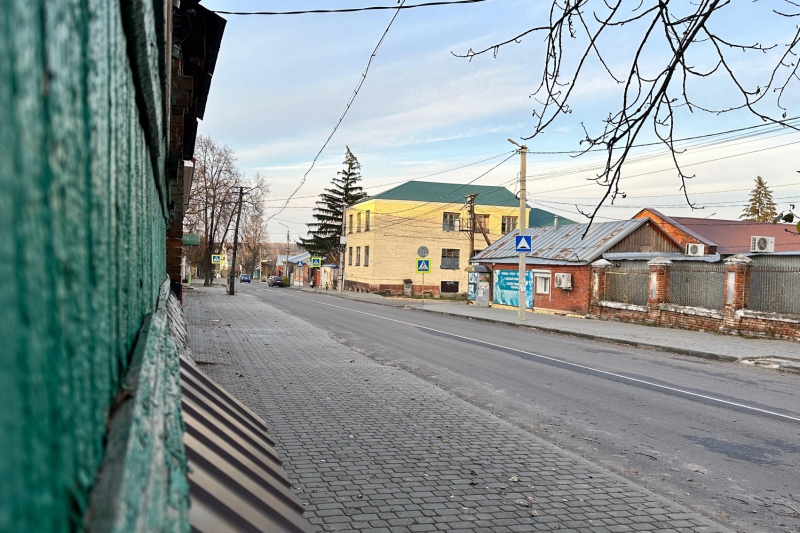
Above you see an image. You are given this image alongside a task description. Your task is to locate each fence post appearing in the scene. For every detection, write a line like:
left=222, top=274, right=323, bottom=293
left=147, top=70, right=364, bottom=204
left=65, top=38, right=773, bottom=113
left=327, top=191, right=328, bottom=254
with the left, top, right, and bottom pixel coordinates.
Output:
left=590, top=259, right=612, bottom=313
left=647, top=257, right=672, bottom=323
left=723, top=254, right=753, bottom=331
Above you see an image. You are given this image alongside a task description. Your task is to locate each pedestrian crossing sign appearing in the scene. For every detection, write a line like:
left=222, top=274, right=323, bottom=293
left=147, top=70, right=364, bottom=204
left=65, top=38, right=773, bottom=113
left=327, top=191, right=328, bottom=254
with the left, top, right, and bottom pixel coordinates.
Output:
left=311, top=257, right=322, bottom=268
left=211, top=254, right=221, bottom=264
left=416, top=258, right=431, bottom=273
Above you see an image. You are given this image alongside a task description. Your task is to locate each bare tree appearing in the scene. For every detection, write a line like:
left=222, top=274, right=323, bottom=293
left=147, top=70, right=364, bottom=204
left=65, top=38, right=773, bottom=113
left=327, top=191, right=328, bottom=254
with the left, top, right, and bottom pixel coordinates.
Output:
left=185, top=135, right=242, bottom=286
left=455, top=0, right=800, bottom=234
left=237, top=173, right=270, bottom=276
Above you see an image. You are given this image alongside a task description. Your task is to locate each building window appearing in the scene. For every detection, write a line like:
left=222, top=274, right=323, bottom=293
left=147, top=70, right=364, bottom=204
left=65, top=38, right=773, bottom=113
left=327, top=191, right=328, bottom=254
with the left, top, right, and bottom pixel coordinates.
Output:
left=364, top=246, right=370, bottom=266
left=348, top=214, right=353, bottom=234
left=356, top=246, right=361, bottom=266
left=535, top=273, right=550, bottom=295
left=471, top=249, right=483, bottom=258
left=441, top=248, right=460, bottom=270
left=502, top=216, right=518, bottom=234
left=357, top=212, right=362, bottom=232
left=475, top=214, right=490, bottom=234
left=442, top=212, right=459, bottom=232
left=348, top=246, right=353, bottom=266
left=365, top=211, right=370, bottom=231
left=441, top=281, right=459, bottom=293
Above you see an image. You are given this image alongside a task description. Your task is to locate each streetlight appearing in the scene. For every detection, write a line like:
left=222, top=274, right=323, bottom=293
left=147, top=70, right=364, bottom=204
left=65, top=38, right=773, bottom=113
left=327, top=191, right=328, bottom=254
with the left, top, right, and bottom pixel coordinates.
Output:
left=508, top=138, right=528, bottom=321
left=272, top=220, right=291, bottom=283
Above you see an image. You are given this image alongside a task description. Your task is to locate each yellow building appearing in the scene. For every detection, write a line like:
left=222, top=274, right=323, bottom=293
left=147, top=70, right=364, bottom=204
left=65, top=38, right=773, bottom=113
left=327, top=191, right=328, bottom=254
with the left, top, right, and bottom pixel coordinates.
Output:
left=343, top=181, right=539, bottom=296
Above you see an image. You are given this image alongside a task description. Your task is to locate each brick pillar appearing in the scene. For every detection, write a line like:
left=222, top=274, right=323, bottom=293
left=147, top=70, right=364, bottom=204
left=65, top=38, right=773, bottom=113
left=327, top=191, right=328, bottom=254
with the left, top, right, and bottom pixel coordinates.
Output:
left=647, top=257, right=672, bottom=322
left=590, top=259, right=612, bottom=304
left=723, top=254, right=753, bottom=331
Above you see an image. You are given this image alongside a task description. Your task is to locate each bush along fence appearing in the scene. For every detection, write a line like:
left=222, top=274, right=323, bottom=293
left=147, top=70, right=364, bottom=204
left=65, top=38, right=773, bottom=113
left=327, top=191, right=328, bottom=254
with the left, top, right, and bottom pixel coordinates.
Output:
left=590, top=255, right=800, bottom=340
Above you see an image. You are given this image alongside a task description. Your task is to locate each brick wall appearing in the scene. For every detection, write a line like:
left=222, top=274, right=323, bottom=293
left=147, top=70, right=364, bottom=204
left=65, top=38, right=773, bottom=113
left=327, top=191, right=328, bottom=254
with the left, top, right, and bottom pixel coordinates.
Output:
left=634, top=209, right=705, bottom=252
left=489, top=265, right=592, bottom=314
left=589, top=256, right=800, bottom=340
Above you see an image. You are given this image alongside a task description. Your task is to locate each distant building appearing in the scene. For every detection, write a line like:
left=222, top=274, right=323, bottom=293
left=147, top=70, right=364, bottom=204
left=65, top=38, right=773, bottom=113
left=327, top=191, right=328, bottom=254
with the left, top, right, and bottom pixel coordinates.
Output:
left=342, top=181, right=563, bottom=296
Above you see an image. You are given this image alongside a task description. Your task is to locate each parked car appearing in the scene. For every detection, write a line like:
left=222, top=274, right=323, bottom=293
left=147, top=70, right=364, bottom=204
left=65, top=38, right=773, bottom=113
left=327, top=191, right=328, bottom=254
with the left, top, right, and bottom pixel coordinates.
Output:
left=268, top=275, right=284, bottom=287
left=240, top=274, right=251, bottom=283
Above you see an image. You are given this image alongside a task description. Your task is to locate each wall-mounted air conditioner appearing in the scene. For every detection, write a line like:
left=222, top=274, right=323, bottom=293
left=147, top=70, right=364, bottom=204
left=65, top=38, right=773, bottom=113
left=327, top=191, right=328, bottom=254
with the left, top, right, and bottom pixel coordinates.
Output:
left=685, top=243, right=704, bottom=256
left=750, top=236, right=775, bottom=253
left=554, top=273, right=572, bottom=290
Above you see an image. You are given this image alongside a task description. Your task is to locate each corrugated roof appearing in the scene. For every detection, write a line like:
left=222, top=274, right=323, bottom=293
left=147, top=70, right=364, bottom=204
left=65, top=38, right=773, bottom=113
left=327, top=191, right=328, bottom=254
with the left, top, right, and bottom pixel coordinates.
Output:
left=364, top=181, right=520, bottom=206
left=668, top=216, right=799, bottom=255
left=473, top=219, right=647, bottom=264
left=529, top=208, right=576, bottom=228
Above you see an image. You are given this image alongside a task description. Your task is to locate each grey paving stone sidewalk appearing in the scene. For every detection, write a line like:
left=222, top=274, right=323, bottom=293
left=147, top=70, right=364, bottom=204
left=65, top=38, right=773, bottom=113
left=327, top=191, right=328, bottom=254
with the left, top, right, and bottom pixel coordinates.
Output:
left=185, top=286, right=732, bottom=533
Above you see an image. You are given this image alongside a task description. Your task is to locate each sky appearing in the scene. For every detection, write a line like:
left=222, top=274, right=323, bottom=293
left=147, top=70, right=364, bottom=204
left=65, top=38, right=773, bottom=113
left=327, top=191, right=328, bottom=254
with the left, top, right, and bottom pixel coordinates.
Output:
left=199, top=0, right=800, bottom=240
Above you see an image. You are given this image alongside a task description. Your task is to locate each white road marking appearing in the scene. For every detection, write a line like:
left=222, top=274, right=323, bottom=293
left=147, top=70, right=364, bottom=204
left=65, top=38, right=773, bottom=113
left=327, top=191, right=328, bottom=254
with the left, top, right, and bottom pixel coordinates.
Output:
left=264, top=290, right=800, bottom=423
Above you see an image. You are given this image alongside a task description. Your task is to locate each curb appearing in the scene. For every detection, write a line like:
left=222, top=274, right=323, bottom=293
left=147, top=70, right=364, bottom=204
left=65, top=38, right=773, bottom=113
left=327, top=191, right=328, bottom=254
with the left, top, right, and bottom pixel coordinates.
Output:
left=286, top=286, right=743, bottom=363
left=406, top=307, right=742, bottom=363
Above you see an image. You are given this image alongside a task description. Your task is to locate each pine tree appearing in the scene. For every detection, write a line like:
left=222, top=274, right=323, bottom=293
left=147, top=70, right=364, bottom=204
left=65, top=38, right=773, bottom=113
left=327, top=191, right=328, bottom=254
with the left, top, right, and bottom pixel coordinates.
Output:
left=740, top=176, right=778, bottom=223
left=300, top=147, right=368, bottom=262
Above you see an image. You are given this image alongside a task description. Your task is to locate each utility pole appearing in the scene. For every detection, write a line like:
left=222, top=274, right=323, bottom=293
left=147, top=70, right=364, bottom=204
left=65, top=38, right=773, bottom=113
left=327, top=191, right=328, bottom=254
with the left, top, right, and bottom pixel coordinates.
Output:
left=338, top=200, right=347, bottom=294
left=286, top=230, right=290, bottom=283
left=508, top=139, right=527, bottom=320
left=466, top=193, right=477, bottom=259
left=228, top=186, right=245, bottom=296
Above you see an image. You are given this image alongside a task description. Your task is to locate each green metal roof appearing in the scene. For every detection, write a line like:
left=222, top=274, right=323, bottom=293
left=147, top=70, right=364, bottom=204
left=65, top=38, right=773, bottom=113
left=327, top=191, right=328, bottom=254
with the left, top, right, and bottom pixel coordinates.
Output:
left=529, top=207, right=576, bottom=228
left=365, top=181, right=520, bottom=207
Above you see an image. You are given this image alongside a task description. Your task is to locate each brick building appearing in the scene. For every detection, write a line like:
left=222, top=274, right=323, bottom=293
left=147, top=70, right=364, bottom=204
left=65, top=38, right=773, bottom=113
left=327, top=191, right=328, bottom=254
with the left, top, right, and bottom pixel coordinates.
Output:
left=343, top=181, right=565, bottom=296
left=471, top=218, right=683, bottom=314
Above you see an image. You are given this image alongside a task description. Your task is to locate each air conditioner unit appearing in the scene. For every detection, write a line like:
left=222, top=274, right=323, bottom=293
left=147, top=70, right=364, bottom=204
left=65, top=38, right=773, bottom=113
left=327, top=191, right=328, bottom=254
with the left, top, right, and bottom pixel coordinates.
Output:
left=554, top=273, right=572, bottom=290
left=750, top=236, right=775, bottom=253
left=685, top=243, right=704, bottom=256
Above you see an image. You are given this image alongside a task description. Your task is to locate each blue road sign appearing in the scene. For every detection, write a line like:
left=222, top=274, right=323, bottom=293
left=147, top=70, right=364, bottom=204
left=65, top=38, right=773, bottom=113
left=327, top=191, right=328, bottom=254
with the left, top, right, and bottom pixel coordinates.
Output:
left=416, top=258, right=431, bottom=273
left=311, top=257, right=322, bottom=268
left=296, top=261, right=304, bottom=267
left=515, top=235, right=532, bottom=252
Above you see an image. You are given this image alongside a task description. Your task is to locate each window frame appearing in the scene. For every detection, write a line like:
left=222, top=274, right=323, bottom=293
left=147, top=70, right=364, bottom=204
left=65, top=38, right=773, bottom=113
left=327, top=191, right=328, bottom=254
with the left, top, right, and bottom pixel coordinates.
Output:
left=364, top=245, right=370, bottom=266
left=440, top=248, right=460, bottom=270
left=348, top=246, right=353, bottom=266
left=442, top=212, right=459, bottom=232
left=365, top=211, right=370, bottom=231
left=501, top=216, right=518, bottom=235
left=534, top=272, right=551, bottom=295
left=348, top=214, right=353, bottom=234
left=357, top=212, right=362, bottom=233
left=356, top=246, right=361, bottom=266
left=475, top=214, right=490, bottom=234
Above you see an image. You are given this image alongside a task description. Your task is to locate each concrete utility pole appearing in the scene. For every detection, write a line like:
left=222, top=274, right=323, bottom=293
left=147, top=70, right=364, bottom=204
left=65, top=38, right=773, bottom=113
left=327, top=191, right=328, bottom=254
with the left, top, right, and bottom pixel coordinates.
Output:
left=286, top=230, right=290, bottom=282
left=508, top=139, right=527, bottom=320
left=338, top=200, right=347, bottom=294
left=228, top=186, right=245, bottom=296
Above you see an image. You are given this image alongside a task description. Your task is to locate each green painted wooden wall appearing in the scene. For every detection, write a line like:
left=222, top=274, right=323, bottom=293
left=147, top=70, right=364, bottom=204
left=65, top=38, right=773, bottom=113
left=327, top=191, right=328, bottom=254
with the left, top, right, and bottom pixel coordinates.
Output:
left=0, top=0, right=170, bottom=530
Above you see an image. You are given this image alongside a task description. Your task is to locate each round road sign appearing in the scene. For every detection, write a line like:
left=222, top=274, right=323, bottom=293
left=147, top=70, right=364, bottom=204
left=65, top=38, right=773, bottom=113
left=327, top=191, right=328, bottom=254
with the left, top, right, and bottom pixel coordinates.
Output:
left=417, top=246, right=429, bottom=258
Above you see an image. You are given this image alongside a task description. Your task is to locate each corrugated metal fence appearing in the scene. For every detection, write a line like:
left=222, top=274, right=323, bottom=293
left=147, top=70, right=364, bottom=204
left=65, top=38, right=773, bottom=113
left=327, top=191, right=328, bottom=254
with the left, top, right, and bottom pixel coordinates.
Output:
left=749, top=256, right=800, bottom=315
left=605, top=263, right=649, bottom=306
left=669, top=263, right=726, bottom=310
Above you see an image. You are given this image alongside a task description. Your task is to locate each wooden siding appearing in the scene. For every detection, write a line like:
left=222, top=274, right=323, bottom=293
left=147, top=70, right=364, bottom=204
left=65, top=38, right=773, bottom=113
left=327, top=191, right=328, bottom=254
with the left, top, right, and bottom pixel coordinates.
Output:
left=607, top=222, right=683, bottom=254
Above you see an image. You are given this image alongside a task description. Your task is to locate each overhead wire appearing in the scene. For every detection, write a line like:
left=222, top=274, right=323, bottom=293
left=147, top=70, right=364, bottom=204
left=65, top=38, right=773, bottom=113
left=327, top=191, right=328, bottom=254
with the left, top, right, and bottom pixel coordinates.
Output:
left=266, top=0, right=407, bottom=224
left=213, top=0, right=489, bottom=16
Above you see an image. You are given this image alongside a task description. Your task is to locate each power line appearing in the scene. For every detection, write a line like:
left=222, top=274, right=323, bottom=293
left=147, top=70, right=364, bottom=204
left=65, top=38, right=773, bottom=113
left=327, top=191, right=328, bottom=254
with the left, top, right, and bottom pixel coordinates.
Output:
left=266, top=0, right=407, bottom=224
left=263, top=150, right=515, bottom=203
left=214, top=0, right=489, bottom=16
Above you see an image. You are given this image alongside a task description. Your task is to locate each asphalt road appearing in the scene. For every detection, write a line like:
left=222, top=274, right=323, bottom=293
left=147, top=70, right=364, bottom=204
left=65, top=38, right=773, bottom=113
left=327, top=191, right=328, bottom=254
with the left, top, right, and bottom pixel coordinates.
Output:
left=246, top=285, right=800, bottom=532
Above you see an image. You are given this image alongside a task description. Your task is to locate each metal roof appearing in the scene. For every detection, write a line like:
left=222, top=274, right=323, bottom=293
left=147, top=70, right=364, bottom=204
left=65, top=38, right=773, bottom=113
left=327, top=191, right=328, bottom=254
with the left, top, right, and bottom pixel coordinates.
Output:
left=181, top=358, right=311, bottom=532
left=529, top=208, right=576, bottom=228
left=472, top=219, right=647, bottom=264
left=668, top=216, right=800, bottom=255
left=362, top=181, right=521, bottom=206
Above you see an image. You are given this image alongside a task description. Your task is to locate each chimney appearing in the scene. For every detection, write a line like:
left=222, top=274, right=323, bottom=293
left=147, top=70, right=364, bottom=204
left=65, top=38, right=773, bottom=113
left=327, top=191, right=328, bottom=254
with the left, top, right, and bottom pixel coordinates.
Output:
left=553, top=216, right=559, bottom=230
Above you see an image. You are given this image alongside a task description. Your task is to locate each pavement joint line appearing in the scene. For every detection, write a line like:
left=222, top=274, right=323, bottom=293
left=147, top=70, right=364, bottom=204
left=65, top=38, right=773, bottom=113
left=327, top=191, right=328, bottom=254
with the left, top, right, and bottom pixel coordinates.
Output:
left=265, top=289, right=800, bottom=424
